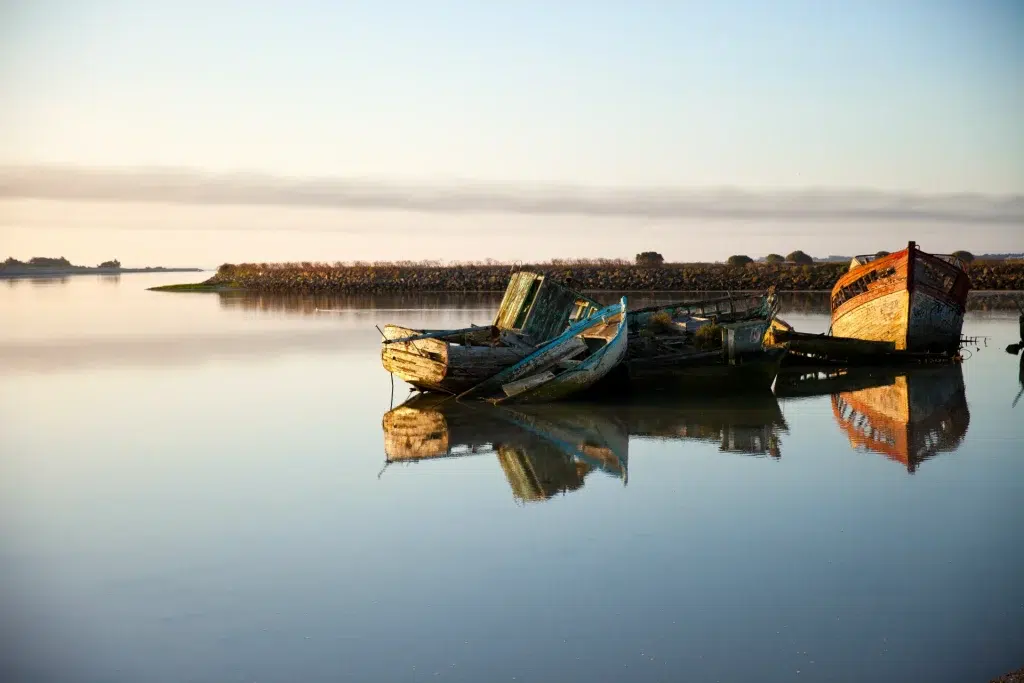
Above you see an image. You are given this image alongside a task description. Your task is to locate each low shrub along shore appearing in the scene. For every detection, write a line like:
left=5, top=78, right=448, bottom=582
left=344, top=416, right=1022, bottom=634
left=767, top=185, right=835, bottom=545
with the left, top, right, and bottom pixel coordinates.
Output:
left=151, top=259, right=1024, bottom=294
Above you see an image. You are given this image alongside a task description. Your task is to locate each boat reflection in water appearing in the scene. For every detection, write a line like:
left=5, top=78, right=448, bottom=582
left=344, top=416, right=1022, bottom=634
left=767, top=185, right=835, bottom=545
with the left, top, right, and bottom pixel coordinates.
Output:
left=382, top=395, right=629, bottom=503
left=381, top=391, right=788, bottom=503
left=776, top=364, right=970, bottom=473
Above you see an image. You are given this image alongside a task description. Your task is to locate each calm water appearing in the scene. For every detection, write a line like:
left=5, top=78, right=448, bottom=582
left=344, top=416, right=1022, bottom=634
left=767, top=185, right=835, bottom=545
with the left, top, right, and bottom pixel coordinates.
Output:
left=1, top=274, right=1022, bottom=683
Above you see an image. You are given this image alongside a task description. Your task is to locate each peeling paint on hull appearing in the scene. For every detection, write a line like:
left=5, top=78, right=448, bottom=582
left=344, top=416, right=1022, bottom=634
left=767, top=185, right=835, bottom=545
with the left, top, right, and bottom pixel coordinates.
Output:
left=830, top=244, right=970, bottom=353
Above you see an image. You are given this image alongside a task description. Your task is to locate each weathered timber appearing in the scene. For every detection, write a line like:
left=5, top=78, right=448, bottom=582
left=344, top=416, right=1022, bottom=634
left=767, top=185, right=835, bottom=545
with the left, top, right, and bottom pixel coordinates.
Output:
left=382, top=325, right=496, bottom=346
left=381, top=325, right=525, bottom=394
left=495, top=305, right=628, bottom=404
left=492, top=271, right=598, bottom=344
left=462, top=299, right=628, bottom=404
left=771, top=327, right=897, bottom=356
left=628, top=291, right=771, bottom=319
left=765, top=317, right=959, bottom=368
left=502, top=371, right=557, bottom=398
left=831, top=241, right=970, bottom=353
left=380, top=271, right=598, bottom=395
left=605, top=300, right=782, bottom=393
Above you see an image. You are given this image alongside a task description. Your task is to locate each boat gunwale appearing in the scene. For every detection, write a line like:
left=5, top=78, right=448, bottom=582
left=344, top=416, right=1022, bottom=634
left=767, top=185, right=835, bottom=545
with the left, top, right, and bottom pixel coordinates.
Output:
left=831, top=246, right=971, bottom=324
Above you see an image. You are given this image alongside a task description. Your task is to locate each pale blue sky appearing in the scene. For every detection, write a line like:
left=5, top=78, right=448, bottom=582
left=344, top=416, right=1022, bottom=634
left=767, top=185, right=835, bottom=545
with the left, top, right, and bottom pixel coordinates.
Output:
left=2, top=0, right=1022, bottom=190
left=0, top=1, right=1021, bottom=263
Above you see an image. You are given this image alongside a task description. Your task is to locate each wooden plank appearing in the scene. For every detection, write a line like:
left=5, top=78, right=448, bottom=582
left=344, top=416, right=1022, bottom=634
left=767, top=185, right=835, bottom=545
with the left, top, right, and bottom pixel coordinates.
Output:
left=776, top=331, right=896, bottom=356
left=493, top=272, right=541, bottom=331
left=382, top=325, right=490, bottom=345
left=520, top=279, right=580, bottom=343
left=459, top=301, right=624, bottom=400
left=832, top=289, right=910, bottom=349
left=502, top=371, right=556, bottom=397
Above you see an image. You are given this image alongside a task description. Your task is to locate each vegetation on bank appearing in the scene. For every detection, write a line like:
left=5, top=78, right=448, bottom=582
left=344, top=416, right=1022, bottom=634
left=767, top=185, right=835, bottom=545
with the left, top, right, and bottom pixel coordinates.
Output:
left=186, top=258, right=1024, bottom=294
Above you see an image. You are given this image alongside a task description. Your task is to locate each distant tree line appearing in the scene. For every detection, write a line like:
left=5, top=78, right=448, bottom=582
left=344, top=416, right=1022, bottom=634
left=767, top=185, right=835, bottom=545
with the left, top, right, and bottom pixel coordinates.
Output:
left=1, top=256, right=122, bottom=269
left=634, top=248, right=982, bottom=268
left=723, top=250, right=815, bottom=266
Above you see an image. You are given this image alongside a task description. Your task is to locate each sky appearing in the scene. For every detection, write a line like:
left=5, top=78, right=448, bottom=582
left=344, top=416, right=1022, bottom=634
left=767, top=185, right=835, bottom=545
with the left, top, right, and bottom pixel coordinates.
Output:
left=0, top=0, right=1021, bottom=265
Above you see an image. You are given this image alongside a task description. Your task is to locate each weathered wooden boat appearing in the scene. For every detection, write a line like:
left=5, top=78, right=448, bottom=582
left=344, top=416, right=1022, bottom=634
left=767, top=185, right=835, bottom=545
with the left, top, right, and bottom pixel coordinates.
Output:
left=457, top=298, right=628, bottom=404
left=627, top=289, right=778, bottom=329
left=775, top=364, right=969, bottom=473
left=830, top=241, right=971, bottom=353
left=601, top=310, right=786, bottom=393
left=381, top=271, right=600, bottom=394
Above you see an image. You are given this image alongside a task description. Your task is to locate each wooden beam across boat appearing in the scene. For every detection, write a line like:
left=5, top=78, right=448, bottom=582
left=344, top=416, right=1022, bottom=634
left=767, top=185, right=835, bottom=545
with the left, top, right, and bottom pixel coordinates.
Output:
left=382, top=325, right=495, bottom=346
left=771, top=327, right=896, bottom=356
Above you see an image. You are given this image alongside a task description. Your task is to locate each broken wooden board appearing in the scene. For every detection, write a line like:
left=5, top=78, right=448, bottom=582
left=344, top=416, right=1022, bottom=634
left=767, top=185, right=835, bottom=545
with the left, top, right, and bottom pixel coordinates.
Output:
left=457, top=336, right=587, bottom=400
left=502, top=371, right=557, bottom=398
left=771, top=327, right=896, bottom=357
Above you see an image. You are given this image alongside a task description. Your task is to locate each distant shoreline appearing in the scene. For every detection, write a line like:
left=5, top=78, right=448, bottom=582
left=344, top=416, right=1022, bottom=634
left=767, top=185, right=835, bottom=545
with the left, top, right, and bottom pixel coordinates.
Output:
left=149, top=261, right=1024, bottom=294
left=0, top=267, right=204, bottom=279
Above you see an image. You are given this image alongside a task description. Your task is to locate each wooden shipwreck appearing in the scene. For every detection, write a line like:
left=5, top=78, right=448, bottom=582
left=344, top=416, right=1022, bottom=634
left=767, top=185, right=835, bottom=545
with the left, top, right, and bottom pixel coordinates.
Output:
left=830, top=241, right=971, bottom=353
left=381, top=271, right=600, bottom=394
left=600, top=290, right=786, bottom=392
left=457, top=298, right=628, bottom=404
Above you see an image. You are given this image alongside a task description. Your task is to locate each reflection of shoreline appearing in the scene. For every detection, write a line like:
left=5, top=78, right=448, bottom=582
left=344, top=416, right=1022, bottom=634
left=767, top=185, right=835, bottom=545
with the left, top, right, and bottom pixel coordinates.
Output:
left=778, top=365, right=969, bottom=473
left=219, top=290, right=1024, bottom=317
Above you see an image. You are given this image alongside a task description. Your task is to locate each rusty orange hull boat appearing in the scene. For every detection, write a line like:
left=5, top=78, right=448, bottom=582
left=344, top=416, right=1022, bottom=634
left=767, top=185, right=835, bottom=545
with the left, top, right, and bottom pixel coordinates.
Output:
left=830, top=241, right=971, bottom=353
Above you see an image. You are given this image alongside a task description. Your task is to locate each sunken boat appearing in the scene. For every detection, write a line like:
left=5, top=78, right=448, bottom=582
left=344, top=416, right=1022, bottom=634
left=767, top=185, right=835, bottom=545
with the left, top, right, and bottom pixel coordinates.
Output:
left=381, top=271, right=601, bottom=394
left=830, top=241, right=971, bottom=353
left=599, top=290, right=786, bottom=392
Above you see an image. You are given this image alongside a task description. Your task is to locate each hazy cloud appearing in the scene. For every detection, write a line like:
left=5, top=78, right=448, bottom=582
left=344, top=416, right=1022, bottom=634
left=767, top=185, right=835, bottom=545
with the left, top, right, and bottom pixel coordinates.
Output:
left=1, top=164, right=1021, bottom=225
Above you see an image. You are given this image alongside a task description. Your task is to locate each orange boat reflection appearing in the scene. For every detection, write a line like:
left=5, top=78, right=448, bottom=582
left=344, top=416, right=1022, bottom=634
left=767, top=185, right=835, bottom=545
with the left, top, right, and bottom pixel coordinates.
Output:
left=777, top=365, right=969, bottom=473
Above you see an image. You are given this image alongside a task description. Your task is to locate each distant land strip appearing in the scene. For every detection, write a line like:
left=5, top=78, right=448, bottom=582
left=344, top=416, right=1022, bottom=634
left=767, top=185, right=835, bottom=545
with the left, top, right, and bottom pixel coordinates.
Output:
left=151, top=260, right=1024, bottom=294
left=0, top=257, right=201, bottom=279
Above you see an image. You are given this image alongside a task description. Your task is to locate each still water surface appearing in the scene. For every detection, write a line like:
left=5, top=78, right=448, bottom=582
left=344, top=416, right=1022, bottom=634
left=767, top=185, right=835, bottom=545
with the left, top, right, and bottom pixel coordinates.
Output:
left=1, top=274, right=1022, bottom=683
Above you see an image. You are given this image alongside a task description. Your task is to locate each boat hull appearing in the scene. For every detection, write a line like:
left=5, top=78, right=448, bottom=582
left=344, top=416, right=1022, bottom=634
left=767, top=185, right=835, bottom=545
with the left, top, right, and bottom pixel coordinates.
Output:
left=830, top=244, right=969, bottom=353
left=494, top=299, right=629, bottom=404
left=831, top=289, right=965, bottom=353
left=381, top=325, right=524, bottom=394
